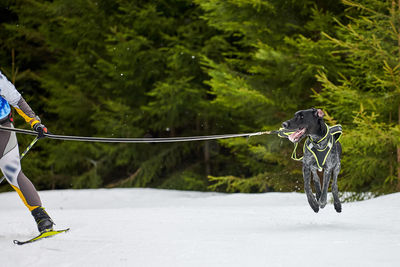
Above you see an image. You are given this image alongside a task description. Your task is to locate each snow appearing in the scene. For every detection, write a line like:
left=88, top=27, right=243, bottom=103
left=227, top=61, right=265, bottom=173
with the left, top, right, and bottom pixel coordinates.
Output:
left=1, top=188, right=400, bottom=267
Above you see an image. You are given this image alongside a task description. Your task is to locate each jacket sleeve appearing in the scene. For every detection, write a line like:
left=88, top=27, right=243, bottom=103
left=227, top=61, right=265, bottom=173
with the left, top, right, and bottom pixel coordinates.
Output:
left=0, top=72, right=40, bottom=127
left=14, top=97, right=41, bottom=127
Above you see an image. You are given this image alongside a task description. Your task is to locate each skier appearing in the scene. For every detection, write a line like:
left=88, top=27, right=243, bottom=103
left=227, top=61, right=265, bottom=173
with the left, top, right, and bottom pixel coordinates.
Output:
left=0, top=70, right=54, bottom=233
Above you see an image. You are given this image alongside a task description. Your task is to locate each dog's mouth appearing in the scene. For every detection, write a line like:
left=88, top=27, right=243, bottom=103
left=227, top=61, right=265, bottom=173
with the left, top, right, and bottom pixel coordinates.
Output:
left=288, top=128, right=306, bottom=143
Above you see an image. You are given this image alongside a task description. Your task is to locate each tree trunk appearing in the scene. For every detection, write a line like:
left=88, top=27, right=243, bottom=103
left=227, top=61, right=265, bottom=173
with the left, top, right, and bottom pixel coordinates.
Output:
left=397, top=104, right=400, bottom=191
left=203, top=119, right=211, bottom=177
left=397, top=0, right=400, bottom=191
left=204, top=140, right=210, bottom=177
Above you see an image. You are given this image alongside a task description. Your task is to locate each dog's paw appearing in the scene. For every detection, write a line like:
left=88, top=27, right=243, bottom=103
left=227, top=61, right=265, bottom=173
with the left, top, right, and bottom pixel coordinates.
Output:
left=334, top=202, right=342, bottom=213
left=311, top=206, right=319, bottom=213
left=319, top=200, right=327, bottom=209
left=308, top=202, right=319, bottom=213
left=306, top=194, right=319, bottom=213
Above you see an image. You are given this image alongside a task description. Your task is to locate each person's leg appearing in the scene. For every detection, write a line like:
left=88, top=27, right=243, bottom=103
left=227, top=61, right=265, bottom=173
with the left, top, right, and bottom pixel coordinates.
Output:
left=0, top=122, right=53, bottom=232
left=13, top=171, right=42, bottom=210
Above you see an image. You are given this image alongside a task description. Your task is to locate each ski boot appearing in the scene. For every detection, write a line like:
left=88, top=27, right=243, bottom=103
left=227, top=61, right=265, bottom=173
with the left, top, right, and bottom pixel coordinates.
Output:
left=31, top=207, right=54, bottom=233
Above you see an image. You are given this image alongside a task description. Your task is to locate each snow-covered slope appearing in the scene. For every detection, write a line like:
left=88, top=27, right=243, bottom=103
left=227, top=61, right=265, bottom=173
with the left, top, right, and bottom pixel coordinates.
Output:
left=0, top=189, right=399, bottom=267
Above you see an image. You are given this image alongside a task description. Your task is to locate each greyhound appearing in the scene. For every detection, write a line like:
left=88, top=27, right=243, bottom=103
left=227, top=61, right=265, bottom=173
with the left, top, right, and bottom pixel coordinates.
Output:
left=280, top=108, right=342, bottom=213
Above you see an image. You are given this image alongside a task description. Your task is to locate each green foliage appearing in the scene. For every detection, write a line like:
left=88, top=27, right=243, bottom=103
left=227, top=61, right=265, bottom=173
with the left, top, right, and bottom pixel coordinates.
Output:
left=1, top=0, right=219, bottom=191
left=160, top=169, right=208, bottom=191
left=0, top=0, right=398, bottom=197
left=315, top=0, right=400, bottom=194
left=195, top=0, right=345, bottom=192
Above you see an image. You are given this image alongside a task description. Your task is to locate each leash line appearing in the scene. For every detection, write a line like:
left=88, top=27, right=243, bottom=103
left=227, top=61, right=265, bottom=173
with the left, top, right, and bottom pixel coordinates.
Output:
left=0, top=125, right=279, bottom=144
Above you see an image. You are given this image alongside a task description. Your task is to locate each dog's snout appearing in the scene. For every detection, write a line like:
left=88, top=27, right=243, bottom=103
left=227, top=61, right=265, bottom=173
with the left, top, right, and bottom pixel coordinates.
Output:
left=282, top=121, right=289, bottom=128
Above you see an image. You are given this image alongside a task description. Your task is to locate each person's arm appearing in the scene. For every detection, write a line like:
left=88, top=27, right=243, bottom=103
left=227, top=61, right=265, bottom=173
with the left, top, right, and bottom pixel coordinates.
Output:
left=0, top=72, right=47, bottom=136
left=14, top=97, right=41, bottom=127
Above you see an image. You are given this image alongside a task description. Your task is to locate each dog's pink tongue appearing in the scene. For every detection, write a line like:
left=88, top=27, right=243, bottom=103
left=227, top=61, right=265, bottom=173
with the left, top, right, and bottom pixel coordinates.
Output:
left=288, top=129, right=305, bottom=143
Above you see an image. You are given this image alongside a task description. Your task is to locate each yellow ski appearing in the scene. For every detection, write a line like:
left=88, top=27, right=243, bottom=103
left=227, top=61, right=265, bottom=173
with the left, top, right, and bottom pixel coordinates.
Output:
left=13, top=228, right=70, bottom=245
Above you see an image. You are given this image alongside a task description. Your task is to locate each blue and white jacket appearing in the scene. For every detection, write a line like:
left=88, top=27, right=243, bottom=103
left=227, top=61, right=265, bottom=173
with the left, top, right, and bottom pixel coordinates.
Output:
left=0, top=71, right=40, bottom=126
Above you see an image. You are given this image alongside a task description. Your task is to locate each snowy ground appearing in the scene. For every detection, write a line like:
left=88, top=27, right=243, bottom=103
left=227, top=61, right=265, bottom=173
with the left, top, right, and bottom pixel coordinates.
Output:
left=0, top=189, right=399, bottom=267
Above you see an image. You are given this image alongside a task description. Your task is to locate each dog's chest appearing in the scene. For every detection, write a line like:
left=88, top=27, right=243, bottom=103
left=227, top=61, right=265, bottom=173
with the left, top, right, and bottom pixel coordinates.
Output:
left=304, top=136, right=335, bottom=171
left=289, top=124, right=342, bottom=171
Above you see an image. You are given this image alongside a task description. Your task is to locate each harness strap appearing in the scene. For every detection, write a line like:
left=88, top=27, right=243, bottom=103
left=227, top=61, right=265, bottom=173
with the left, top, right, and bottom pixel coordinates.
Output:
left=305, top=136, right=334, bottom=170
left=278, top=128, right=296, bottom=138
left=291, top=142, right=303, bottom=161
left=290, top=124, right=342, bottom=166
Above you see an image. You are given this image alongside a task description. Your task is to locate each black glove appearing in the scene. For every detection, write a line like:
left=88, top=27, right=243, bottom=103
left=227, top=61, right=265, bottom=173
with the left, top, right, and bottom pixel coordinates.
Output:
left=33, top=123, right=48, bottom=139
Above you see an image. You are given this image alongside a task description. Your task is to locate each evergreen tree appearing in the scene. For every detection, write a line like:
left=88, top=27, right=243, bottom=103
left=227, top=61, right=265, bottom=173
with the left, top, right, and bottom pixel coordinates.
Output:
left=0, top=0, right=234, bottom=190
left=9, top=0, right=394, bottom=198
left=195, top=0, right=345, bottom=192
left=314, top=0, right=400, bottom=196
left=0, top=0, right=57, bottom=191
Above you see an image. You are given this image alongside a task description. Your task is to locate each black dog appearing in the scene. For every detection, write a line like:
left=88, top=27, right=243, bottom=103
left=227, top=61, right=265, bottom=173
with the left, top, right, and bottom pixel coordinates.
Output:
left=280, top=108, right=342, bottom=213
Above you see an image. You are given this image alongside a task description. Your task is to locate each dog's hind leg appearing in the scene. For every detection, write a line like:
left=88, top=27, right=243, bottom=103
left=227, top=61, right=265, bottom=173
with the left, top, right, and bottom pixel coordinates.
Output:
left=319, top=168, right=332, bottom=209
left=332, top=163, right=342, bottom=213
left=312, top=169, right=322, bottom=201
left=303, top=166, right=319, bottom=213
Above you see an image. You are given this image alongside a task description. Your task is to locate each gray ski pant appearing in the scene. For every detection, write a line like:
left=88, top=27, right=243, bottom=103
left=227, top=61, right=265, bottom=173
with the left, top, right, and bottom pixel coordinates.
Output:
left=0, top=121, right=42, bottom=211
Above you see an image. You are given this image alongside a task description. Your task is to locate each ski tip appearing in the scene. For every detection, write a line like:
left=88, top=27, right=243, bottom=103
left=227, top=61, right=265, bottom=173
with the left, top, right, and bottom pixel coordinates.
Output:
left=42, top=227, right=70, bottom=233
left=13, top=227, right=70, bottom=245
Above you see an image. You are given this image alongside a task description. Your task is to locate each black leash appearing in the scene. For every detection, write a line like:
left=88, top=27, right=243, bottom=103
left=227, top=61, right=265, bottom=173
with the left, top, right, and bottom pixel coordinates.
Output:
left=0, top=126, right=279, bottom=185
left=0, top=125, right=279, bottom=143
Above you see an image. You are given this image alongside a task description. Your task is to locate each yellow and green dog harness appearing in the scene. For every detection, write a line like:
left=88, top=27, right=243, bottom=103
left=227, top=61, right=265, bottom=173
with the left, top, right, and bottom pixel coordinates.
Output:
left=279, top=124, right=342, bottom=170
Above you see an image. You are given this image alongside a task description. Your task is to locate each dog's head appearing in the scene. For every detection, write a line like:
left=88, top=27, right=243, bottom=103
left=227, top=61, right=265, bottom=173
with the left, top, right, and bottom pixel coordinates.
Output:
left=281, top=108, right=325, bottom=143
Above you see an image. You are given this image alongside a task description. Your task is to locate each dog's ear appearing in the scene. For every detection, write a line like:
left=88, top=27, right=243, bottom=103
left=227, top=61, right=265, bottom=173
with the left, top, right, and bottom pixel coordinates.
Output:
left=314, top=108, right=325, bottom=118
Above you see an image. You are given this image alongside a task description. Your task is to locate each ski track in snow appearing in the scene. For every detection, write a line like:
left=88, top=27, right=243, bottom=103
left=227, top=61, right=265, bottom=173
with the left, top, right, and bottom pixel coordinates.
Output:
left=1, top=188, right=400, bottom=267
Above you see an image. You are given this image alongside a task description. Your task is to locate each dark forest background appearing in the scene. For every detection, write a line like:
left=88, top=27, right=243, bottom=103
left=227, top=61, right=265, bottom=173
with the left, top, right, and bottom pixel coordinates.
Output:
left=1, top=0, right=400, bottom=200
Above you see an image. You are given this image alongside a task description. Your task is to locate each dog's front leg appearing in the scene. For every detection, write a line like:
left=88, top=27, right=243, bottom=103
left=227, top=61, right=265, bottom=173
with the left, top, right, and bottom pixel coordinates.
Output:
left=332, top=163, right=342, bottom=213
left=303, top=166, right=319, bottom=213
left=319, top=168, right=332, bottom=209
left=312, top=169, right=322, bottom=201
